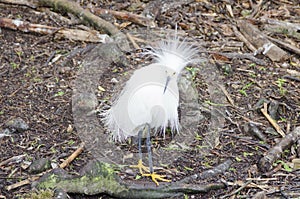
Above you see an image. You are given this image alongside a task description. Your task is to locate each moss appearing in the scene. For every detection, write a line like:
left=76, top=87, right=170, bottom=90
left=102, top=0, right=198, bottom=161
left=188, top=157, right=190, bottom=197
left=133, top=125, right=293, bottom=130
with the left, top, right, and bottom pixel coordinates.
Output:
left=23, top=189, right=53, bottom=199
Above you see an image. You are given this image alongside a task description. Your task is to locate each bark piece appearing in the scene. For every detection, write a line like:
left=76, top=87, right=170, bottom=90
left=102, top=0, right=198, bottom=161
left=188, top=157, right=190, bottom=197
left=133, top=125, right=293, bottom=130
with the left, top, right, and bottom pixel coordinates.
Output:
left=237, top=20, right=289, bottom=62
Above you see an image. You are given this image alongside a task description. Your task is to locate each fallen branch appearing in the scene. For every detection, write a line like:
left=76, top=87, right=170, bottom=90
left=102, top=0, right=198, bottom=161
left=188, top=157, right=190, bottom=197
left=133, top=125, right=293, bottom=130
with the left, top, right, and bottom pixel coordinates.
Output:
left=0, top=0, right=36, bottom=8
left=179, top=159, right=233, bottom=183
left=0, top=17, right=110, bottom=43
left=258, top=126, right=300, bottom=172
left=237, top=20, right=289, bottom=62
left=0, top=0, right=130, bottom=50
left=90, top=7, right=155, bottom=27
left=261, top=18, right=300, bottom=40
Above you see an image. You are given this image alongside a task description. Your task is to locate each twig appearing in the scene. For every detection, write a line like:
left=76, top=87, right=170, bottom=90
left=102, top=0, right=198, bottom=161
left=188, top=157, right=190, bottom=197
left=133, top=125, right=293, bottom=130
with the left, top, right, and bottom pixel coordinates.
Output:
left=220, top=181, right=252, bottom=199
left=219, top=85, right=235, bottom=107
left=231, top=24, right=257, bottom=52
left=60, top=142, right=85, bottom=169
left=6, top=176, right=39, bottom=191
left=0, top=154, right=26, bottom=167
left=261, top=102, right=285, bottom=137
left=5, top=143, right=85, bottom=191
left=215, top=52, right=267, bottom=66
left=249, top=0, right=265, bottom=19
left=90, top=7, right=155, bottom=27
left=126, top=33, right=140, bottom=49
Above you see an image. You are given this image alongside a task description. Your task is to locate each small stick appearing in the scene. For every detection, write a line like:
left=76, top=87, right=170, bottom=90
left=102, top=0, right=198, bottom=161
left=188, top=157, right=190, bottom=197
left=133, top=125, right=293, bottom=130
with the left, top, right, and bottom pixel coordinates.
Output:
left=90, top=7, right=155, bottom=27
left=261, top=103, right=285, bottom=137
left=126, top=33, right=140, bottom=49
left=5, top=143, right=85, bottom=191
left=231, top=24, right=257, bottom=52
left=60, top=142, right=85, bottom=168
left=220, top=181, right=252, bottom=199
left=0, top=154, right=26, bottom=167
left=6, top=176, right=39, bottom=191
left=219, top=85, right=235, bottom=107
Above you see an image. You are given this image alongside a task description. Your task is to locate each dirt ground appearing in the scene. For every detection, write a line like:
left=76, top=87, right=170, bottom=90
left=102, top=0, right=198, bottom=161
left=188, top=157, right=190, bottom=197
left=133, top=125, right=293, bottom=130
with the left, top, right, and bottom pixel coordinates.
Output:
left=0, top=0, right=299, bottom=198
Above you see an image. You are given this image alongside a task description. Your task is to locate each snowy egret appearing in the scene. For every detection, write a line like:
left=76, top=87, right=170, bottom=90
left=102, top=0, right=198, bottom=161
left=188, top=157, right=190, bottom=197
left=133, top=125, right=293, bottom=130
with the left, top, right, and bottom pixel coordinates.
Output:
left=102, top=33, right=198, bottom=185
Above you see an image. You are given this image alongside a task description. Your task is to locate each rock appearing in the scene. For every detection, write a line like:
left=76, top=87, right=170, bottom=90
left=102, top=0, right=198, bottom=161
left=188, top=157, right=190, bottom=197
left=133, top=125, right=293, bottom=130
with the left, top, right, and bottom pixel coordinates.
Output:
left=28, top=158, right=51, bottom=174
left=5, top=117, right=29, bottom=133
left=54, top=188, right=69, bottom=199
left=0, top=128, right=13, bottom=138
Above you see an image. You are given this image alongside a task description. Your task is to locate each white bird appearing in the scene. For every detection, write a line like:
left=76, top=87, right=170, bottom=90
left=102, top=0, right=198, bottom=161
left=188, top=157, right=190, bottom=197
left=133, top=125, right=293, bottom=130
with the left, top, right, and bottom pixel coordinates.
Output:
left=102, top=33, right=198, bottom=185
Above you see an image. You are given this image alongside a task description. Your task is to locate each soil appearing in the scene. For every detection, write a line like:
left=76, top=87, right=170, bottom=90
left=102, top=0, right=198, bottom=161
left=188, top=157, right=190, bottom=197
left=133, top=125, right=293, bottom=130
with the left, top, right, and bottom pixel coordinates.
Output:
left=0, top=1, right=299, bottom=198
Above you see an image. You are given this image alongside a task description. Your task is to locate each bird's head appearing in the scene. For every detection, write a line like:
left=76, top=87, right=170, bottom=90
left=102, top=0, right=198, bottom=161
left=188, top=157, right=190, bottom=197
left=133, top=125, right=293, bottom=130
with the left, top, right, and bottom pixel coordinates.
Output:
left=163, top=67, right=178, bottom=94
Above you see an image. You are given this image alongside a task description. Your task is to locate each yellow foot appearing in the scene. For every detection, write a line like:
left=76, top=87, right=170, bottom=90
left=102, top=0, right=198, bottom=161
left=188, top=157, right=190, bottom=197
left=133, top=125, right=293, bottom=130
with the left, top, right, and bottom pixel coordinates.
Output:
left=130, top=159, right=149, bottom=174
left=142, top=172, right=171, bottom=186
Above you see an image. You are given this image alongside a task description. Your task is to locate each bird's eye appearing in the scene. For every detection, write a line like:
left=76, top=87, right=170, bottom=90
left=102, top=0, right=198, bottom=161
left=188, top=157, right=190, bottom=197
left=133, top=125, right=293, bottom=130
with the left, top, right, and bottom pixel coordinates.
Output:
left=173, top=72, right=176, bottom=75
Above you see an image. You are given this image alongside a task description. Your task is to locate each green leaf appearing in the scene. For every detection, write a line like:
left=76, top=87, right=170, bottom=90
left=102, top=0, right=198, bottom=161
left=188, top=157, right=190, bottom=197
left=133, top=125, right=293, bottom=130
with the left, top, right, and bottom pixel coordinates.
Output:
left=54, top=91, right=64, bottom=97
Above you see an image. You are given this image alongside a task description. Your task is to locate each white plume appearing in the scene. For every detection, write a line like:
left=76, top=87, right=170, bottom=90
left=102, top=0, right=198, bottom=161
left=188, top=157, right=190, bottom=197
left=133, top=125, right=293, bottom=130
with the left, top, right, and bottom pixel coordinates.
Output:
left=145, top=36, right=198, bottom=74
left=102, top=33, right=198, bottom=142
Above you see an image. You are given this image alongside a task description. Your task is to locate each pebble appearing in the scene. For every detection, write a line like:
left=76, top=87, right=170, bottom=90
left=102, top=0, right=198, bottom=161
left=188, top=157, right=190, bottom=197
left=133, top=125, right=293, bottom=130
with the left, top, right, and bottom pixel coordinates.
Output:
left=5, top=117, right=29, bottom=133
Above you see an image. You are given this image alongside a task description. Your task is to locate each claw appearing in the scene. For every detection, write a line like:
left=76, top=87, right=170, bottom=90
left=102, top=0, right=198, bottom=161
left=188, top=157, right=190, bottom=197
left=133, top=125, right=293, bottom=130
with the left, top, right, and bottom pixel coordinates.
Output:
left=130, top=159, right=150, bottom=174
left=142, top=172, right=171, bottom=186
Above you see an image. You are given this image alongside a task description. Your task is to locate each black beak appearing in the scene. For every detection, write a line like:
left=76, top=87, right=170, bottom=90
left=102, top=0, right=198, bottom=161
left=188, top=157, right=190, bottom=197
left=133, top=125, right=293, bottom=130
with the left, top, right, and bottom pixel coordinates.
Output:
left=163, top=76, right=171, bottom=94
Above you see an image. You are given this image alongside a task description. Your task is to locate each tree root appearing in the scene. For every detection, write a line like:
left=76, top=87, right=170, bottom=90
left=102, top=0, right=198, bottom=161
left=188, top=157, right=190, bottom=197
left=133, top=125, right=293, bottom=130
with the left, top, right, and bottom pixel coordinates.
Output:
left=35, top=160, right=226, bottom=199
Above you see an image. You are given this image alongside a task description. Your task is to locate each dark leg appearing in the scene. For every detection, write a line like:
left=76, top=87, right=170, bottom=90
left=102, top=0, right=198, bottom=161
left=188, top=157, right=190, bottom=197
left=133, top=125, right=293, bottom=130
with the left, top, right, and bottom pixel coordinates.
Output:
left=138, top=130, right=143, bottom=161
left=145, top=123, right=153, bottom=173
left=129, top=128, right=149, bottom=174
left=142, top=123, right=171, bottom=186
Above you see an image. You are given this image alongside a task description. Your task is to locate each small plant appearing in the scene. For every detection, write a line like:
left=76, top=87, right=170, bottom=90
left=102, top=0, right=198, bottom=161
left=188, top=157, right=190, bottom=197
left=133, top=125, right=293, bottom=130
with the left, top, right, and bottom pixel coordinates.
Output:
left=276, top=78, right=286, bottom=96
left=204, top=100, right=224, bottom=106
left=54, top=91, right=64, bottom=97
left=243, top=152, right=253, bottom=157
left=194, top=133, right=202, bottom=141
left=184, top=166, right=194, bottom=171
left=249, top=63, right=256, bottom=67
left=239, top=82, right=253, bottom=96
left=235, top=156, right=242, bottom=162
left=229, top=167, right=236, bottom=172
left=275, top=160, right=292, bottom=172
left=10, top=62, right=19, bottom=69
left=68, top=140, right=75, bottom=145
left=186, top=66, right=199, bottom=80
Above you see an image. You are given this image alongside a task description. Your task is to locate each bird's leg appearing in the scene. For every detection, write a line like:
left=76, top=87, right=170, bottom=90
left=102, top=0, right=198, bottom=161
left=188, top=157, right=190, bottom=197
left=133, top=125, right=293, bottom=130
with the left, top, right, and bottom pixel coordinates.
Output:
left=142, top=123, right=171, bottom=186
left=129, top=130, right=149, bottom=174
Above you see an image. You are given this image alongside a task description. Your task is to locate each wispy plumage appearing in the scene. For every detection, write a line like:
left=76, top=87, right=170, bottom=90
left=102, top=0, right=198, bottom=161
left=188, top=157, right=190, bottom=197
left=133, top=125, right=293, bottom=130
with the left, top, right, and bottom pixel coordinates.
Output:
left=102, top=35, right=198, bottom=142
